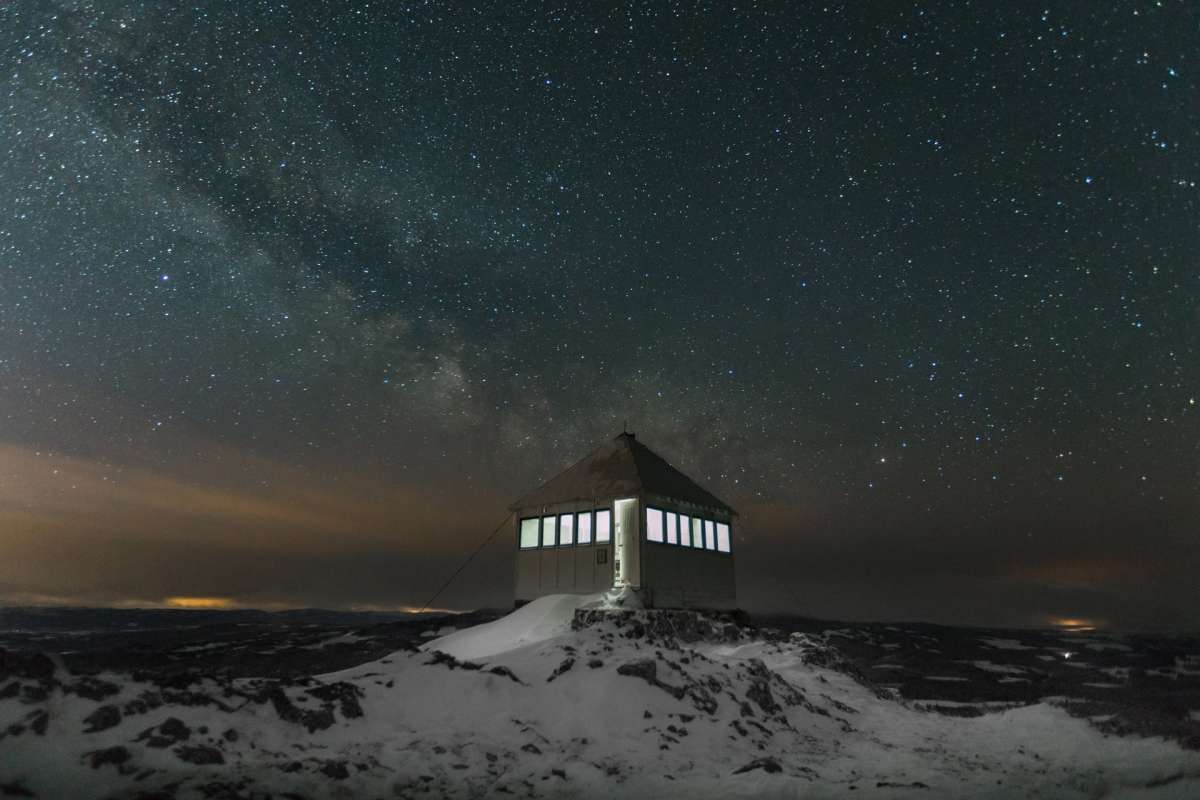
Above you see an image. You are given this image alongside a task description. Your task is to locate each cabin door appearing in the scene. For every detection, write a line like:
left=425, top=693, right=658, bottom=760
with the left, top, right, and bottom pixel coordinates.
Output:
left=612, top=497, right=640, bottom=588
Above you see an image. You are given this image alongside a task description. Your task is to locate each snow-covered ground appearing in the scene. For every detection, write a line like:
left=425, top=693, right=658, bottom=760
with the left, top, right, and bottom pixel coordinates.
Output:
left=2, top=596, right=1198, bottom=799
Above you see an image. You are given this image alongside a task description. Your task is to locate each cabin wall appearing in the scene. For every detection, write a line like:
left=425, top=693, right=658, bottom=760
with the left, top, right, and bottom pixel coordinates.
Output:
left=515, top=494, right=736, bottom=609
left=638, top=495, right=737, bottom=609
left=514, top=499, right=615, bottom=604
left=639, top=544, right=737, bottom=609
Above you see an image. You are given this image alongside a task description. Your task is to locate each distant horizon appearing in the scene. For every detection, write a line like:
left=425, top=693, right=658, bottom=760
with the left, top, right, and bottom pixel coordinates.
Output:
left=3, top=598, right=1196, bottom=638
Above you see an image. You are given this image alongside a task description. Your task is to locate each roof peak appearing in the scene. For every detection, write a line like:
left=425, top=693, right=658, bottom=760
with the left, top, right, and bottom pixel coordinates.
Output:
left=510, top=432, right=736, bottom=515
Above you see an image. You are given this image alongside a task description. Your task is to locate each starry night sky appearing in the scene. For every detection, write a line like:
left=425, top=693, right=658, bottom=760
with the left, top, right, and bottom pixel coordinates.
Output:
left=1, top=1, right=1197, bottom=629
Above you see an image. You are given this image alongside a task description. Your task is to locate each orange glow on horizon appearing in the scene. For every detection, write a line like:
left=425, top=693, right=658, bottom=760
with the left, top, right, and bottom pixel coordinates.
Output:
left=1049, top=616, right=1100, bottom=631
left=164, top=596, right=238, bottom=609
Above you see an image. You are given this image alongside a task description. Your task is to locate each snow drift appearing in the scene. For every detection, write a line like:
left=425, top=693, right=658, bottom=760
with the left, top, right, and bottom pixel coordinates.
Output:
left=420, top=592, right=600, bottom=661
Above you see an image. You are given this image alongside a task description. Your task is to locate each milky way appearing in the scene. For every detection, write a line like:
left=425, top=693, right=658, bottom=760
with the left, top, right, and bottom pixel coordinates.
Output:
left=1, top=2, right=1197, bottom=627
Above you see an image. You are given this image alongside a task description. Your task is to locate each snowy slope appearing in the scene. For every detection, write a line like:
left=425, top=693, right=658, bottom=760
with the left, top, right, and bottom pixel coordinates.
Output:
left=2, top=598, right=1198, bottom=799
left=419, top=592, right=600, bottom=661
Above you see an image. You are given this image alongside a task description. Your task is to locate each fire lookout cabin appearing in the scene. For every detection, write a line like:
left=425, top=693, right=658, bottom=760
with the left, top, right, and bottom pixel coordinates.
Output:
left=511, top=432, right=737, bottom=609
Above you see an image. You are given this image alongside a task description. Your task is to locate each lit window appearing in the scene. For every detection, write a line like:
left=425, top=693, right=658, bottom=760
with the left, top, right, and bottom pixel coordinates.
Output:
left=692, top=517, right=703, bottom=548
left=578, top=511, right=593, bottom=544
left=520, top=518, right=540, bottom=548
left=646, top=507, right=664, bottom=542
left=595, top=509, right=612, bottom=542
left=704, top=519, right=716, bottom=550
left=716, top=522, right=731, bottom=553
left=541, top=515, right=556, bottom=547
left=679, top=514, right=691, bottom=547
left=665, top=511, right=678, bottom=545
left=559, top=513, right=574, bottom=545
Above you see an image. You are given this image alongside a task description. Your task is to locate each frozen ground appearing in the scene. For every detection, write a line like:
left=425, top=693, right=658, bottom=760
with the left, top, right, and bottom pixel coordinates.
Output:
left=1, top=599, right=1198, bottom=799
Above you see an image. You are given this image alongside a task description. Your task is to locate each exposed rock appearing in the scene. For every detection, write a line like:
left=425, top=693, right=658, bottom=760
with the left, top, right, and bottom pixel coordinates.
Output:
left=733, top=756, right=782, bottom=775
left=83, top=745, right=131, bottom=769
left=67, top=677, right=120, bottom=701
left=1144, top=773, right=1183, bottom=789
left=425, top=650, right=483, bottom=671
left=174, top=745, right=224, bottom=766
left=574, top=609, right=748, bottom=645
left=305, top=682, right=364, bottom=719
left=744, top=660, right=781, bottom=714
left=617, top=658, right=657, bottom=682
left=28, top=710, right=48, bottom=736
left=798, top=638, right=892, bottom=700
left=488, top=665, right=526, bottom=685
left=520, top=743, right=542, bottom=755
left=194, top=781, right=251, bottom=798
left=153, top=689, right=234, bottom=713
left=123, top=692, right=164, bottom=716
left=137, top=717, right=192, bottom=748
left=617, top=659, right=692, bottom=704
left=82, top=705, right=122, bottom=733
left=686, top=683, right=720, bottom=715
left=128, top=789, right=177, bottom=800
left=547, top=657, right=575, bottom=682
left=320, top=760, right=349, bottom=780
left=261, top=686, right=335, bottom=733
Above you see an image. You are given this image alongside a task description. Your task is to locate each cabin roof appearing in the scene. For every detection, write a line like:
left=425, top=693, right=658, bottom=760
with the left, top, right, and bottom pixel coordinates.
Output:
left=509, top=432, right=737, bottom=515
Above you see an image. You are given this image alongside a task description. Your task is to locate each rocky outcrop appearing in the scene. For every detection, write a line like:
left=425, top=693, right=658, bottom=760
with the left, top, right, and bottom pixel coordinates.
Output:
left=306, top=682, right=364, bottom=719
left=574, top=608, right=749, bottom=645
left=174, top=745, right=224, bottom=765
left=733, top=756, right=782, bottom=774
left=136, top=717, right=192, bottom=748
left=83, top=745, right=131, bottom=769
left=82, top=704, right=121, bottom=733
left=616, top=659, right=687, bottom=700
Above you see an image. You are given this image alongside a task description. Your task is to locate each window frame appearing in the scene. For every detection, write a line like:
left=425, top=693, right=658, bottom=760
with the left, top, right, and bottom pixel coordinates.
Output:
left=558, top=512, right=575, bottom=546
left=716, top=521, right=731, bottom=553
left=523, top=506, right=714, bottom=551
left=646, top=506, right=665, bottom=543
left=595, top=508, right=612, bottom=543
left=519, top=517, right=540, bottom=549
